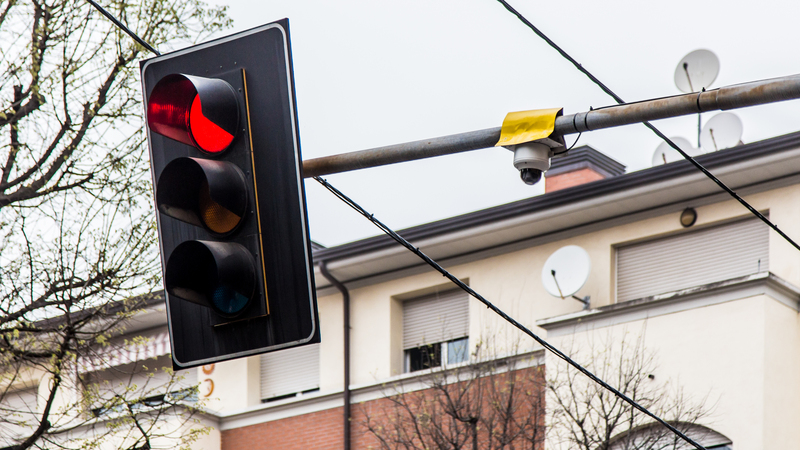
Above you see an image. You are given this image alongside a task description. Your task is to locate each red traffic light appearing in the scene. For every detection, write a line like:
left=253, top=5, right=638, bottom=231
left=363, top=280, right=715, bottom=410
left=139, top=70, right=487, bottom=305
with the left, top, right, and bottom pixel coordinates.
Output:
left=147, top=74, right=239, bottom=154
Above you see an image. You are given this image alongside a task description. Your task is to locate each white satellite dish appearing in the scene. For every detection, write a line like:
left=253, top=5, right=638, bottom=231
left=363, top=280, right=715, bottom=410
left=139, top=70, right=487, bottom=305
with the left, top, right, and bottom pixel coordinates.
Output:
left=700, top=112, right=743, bottom=152
left=651, top=137, right=700, bottom=166
left=542, top=245, right=591, bottom=299
left=674, top=49, right=720, bottom=93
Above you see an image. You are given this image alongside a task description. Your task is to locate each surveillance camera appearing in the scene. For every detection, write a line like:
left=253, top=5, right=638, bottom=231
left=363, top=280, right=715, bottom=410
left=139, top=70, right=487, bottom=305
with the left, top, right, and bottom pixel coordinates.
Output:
left=512, top=142, right=551, bottom=186
left=519, top=168, right=542, bottom=185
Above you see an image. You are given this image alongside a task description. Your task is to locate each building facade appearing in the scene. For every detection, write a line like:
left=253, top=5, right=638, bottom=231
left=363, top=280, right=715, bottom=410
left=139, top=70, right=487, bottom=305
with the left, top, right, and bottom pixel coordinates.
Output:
left=6, top=132, right=800, bottom=449
left=217, top=133, right=800, bottom=449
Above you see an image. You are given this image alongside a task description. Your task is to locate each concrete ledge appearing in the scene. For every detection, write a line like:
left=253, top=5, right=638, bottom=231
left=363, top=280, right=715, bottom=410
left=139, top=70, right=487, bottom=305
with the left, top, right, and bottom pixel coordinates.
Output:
left=216, top=350, right=544, bottom=431
left=537, top=272, right=800, bottom=337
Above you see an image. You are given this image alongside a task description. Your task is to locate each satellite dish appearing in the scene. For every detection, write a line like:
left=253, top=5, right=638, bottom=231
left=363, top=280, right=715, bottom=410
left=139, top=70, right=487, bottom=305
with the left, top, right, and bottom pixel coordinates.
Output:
left=674, top=49, right=720, bottom=93
left=542, top=245, right=591, bottom=298
left=700, top=112, right=743, bottom=152
left=651, top=137, right=700, bottom=166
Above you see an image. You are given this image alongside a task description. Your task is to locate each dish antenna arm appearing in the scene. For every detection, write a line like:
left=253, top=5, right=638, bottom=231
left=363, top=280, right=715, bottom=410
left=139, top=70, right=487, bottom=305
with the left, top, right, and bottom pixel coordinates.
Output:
left=551, top=269, right=591, bottom=310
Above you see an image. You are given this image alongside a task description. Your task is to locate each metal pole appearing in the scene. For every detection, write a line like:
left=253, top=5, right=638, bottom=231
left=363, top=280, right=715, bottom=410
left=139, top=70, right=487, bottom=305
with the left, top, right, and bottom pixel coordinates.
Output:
left=302, top=74, right=800, bottom=178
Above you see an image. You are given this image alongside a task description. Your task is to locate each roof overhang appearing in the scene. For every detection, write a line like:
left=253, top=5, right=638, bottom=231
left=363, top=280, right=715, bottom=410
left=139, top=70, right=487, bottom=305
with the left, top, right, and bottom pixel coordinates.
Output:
left=537, top=272, right=800, bottom=336
left=312, top=132, right=800, bottom=294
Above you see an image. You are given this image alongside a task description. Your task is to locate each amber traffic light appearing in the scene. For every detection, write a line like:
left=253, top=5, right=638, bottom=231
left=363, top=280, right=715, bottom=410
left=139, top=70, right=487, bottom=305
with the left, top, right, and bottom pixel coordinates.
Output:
left=156, top=157, right=248, bottom=235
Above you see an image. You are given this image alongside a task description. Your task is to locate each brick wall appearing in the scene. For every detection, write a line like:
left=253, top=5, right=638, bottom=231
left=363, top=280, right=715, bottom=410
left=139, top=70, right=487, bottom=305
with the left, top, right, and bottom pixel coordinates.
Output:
left=545, top=167, right=605, bottom=193
left=221, top=407, right=346, bottom=450
left=221, top=366, right=544, bottom=450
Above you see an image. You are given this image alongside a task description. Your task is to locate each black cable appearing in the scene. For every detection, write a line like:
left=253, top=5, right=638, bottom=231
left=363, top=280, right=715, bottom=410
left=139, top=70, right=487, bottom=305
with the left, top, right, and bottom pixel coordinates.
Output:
left=557, top=132, right=582, bottom=154
left=87, top=0, right=160, bottom=56
left=495, top=0, right=800, bottom=255
left=313, top=175, right=705, bottom=450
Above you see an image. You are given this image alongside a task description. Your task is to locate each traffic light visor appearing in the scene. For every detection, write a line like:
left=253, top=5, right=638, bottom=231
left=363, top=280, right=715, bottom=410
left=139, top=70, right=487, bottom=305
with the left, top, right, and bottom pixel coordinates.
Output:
left=165, top=240, right=256, bottom=317
left=157, top=157, right=248, bottom=234
left=147, top=74, right=239, bottom=154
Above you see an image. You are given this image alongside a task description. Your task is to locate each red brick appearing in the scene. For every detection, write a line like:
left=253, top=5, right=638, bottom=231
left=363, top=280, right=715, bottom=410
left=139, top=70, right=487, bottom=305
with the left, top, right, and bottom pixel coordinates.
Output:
left=545, top=168, right=605, bottom=193
left=222, top=366, right=545, bottom=450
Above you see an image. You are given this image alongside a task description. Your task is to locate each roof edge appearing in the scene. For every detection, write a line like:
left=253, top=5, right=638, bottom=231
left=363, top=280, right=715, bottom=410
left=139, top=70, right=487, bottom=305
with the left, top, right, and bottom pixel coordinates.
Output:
left=313, top=130, right=800, bottom=264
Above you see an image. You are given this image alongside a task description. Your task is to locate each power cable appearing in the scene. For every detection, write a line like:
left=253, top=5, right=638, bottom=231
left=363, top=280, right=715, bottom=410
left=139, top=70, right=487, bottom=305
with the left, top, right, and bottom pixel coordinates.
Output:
left=87, top=0, right=160, bottom=56
left=495, top=0, right=800, bottom=254
left=87, top=1, right=769, bottom=444
left=313, top=175, right=706, bottom=450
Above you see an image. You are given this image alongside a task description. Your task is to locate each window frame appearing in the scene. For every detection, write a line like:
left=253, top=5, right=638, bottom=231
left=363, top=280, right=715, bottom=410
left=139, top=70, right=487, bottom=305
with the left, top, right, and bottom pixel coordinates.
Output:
left=404, top=336, right=469, bottom=373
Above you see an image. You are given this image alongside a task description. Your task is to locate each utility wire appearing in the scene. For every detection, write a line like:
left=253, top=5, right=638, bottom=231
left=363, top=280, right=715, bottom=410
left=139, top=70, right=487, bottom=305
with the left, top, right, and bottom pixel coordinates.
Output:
left=87, top=0, right=160, bottom=56
left=90, top=0, right=798, bottom=254
left=89, top=0, right=767, bottom=443
left=495, top=0, right=800, bottom=254
left=314, top=175, right=706, bottom=450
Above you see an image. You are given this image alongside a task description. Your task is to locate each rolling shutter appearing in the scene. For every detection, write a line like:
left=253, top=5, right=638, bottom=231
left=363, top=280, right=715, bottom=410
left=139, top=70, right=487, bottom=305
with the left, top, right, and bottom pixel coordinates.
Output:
left=617, top=218, right=769, bottom=302
left=260, top=344, right=320, bottom=401
left=2, top=387, right=38, bottom=415
left=403, top=289, right=469, bottom=350
left=79, top=330, right=171, bottom=373
left=0, top=387, right=39, bottom=441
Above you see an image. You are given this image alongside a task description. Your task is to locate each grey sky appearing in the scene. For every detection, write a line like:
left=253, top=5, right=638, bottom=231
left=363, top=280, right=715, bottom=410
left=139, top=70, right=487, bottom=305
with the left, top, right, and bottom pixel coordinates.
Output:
left=208, top=0, right=800, bottom=246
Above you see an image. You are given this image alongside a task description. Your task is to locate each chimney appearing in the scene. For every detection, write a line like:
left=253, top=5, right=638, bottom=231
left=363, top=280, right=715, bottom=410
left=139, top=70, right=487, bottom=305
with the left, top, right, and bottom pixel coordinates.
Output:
left=545, top=146, right=625, bottom=193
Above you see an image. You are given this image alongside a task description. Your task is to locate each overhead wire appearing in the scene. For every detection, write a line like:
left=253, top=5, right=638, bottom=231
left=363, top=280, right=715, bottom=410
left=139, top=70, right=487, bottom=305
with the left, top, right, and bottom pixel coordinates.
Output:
left=88, top=1, right=761, bottom=447
left=494, top=0, right=800, bottom=253
left=313, top=175, right=707, bottom=450
left=87, top=0, right=160, bottom=56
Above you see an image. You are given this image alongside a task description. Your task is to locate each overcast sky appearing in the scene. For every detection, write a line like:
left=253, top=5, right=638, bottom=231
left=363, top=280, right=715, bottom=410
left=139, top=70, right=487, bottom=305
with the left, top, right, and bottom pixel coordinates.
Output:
left=206, top=0, right=800, bottom=247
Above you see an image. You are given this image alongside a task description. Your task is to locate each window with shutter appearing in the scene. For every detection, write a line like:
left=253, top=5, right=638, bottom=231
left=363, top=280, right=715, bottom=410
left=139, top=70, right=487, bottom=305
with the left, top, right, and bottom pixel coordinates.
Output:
left=260, top=343, right=320, bottom=402
left=0, top=386, right=39, bottom=443
left=403, top=289, right=469, bottom=372
left=86, top=354, right=196, bottom=417
left=616, top=217, right=769, bottom=302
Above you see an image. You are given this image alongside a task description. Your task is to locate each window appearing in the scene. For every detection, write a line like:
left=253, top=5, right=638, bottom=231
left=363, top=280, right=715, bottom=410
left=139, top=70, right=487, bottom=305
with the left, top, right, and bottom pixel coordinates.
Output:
left=608, top=422, right=731, bottom=449
left=403, top=289, right=469, bottom=373
left=0, top=386, right=39, bottom=445
left=406, top=337, right=469, bottom=372
left=616, top=217, right=769, bottom=302
left=260, top=343, right=320, bottom=402
left=83, top=355, right=197, bottom=418
left=90, top=387, right=197, bottom=418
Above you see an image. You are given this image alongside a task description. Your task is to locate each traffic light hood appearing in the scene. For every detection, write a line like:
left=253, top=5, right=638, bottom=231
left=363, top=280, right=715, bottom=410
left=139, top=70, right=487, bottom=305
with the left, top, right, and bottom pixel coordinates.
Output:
left=147, top=74, right=240, bottom=154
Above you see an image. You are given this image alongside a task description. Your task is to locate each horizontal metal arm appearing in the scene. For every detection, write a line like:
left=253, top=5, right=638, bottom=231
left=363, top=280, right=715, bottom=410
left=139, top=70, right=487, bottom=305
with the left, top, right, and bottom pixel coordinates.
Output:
left=302, top=74, right=800, bottom=178
left=558, top=74, right=800, bottom=134
left=301, top=128, right=500, bottom=178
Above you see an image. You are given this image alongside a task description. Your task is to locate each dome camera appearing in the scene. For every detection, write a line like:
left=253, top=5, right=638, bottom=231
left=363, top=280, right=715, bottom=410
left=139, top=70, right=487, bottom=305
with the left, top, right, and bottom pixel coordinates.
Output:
left=519, top=168, right=542, bottom=185
left=512, top=142, right=551, bottom=186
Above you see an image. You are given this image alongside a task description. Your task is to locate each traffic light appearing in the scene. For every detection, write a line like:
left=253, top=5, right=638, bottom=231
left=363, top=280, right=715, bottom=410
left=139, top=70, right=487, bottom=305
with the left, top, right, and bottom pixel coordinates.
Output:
left=140, top=20, right=319, bottom=369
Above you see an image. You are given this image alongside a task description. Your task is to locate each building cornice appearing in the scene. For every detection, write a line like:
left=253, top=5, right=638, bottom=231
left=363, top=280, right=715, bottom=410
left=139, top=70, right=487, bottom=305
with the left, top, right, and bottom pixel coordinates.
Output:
left=216, top=350, right=544, bottom=431
left=536, top=272, right=800, bottom=337
left=313, top=132, right=800, bottom=293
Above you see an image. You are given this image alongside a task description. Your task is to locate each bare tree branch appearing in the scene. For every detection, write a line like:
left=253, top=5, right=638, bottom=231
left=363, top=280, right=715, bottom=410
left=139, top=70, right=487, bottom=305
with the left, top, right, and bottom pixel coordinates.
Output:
left=547, top=331, right=714, bottom=450
left=364, top=347, right=545, bottom=450
left=0, top=0, right=231, bottom=447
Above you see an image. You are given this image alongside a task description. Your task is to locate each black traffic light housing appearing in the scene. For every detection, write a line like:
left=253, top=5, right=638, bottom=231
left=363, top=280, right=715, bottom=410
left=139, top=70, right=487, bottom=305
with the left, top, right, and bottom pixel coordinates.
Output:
left=141, top=20, right=319, bottom=369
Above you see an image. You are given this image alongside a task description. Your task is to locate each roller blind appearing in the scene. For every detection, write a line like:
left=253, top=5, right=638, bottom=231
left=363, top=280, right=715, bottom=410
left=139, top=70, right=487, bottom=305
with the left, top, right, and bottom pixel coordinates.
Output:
left=3, top=387, right=38, bottom=415
left=0, top=387, right=38, bottom=442
left=617, top=218, right=769, bottom=302
left=260, top=344, right=320, bottom=400
left=403, top=289, right=469, bottom=350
